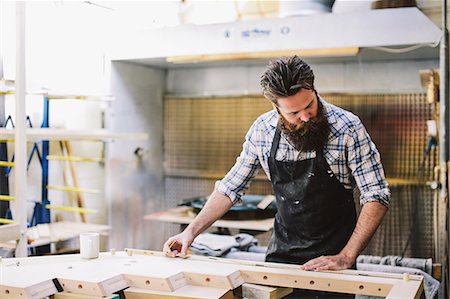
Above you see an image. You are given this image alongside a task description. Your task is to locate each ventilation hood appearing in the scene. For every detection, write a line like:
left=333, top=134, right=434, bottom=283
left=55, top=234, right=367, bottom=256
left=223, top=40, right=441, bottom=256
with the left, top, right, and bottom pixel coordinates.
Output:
left=111, top=7, right=442, bottom=67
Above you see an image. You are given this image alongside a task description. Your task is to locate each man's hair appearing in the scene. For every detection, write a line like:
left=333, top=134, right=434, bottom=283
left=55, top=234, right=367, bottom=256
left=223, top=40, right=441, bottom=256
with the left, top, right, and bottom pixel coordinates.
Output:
left=260, top=56, right=315, bottom=105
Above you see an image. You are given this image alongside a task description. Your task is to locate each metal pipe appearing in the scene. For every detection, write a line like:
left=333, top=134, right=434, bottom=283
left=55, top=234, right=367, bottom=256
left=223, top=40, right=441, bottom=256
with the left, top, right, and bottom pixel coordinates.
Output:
left=439, top=0, right=450, bottom=296
left=14, top=1, right=27, bottom=257
left=0, top=1, right=11, bottom=223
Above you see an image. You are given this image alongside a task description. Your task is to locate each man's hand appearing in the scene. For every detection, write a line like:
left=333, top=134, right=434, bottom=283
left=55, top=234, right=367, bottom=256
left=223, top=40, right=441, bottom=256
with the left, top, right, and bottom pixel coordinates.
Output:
left=300, top=253, right=355, bottom=271
left=163, top=230, right=195, bottom=258
left=162, top=191, right=234, bottom=258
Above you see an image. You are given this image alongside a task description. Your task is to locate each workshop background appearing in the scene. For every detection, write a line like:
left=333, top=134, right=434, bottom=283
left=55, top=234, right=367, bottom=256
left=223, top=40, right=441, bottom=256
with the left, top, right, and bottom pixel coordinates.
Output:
left=0, top=0, right=448, bottom=298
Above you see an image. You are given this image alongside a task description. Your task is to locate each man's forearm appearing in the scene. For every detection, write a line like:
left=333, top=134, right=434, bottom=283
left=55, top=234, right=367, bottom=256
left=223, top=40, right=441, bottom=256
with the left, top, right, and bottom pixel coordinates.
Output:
left=340, top=201, right=388, bottom=261
left=184, top=190, right=234, bottom=238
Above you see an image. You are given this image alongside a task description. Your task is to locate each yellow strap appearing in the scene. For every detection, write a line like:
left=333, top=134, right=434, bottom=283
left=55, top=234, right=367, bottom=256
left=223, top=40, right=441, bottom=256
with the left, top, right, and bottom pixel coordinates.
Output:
left=47, top=185, right=101, bottom=194
left=0, top=195, right=15, bottom=201
left=0, top=161, right=15, bottom=167
left=46, top=155, right=103, bottom=163
left=0, top=139, right=15, bottom=143
left=0, top=218, right=14, bottom=224
left=45, top=205, right=97, bottom=214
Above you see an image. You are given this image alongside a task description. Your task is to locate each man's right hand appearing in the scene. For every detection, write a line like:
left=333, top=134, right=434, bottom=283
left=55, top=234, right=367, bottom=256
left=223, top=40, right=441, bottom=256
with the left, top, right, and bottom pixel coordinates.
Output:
left=163, top=230, right=195, bottom=257
left=162, top=191, right=234, bottom=257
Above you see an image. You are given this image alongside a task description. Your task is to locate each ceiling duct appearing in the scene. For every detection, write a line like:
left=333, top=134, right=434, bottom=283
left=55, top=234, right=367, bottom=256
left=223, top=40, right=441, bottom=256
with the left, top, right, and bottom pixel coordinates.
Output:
left=111, top=7, right=442, bottom=67
left=279, top=0, right=336, bottom=17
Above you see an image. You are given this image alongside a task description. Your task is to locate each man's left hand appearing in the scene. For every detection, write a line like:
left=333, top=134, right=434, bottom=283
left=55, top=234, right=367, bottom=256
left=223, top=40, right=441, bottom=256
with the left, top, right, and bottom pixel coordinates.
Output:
left=300, top=254, right=355, bottom=271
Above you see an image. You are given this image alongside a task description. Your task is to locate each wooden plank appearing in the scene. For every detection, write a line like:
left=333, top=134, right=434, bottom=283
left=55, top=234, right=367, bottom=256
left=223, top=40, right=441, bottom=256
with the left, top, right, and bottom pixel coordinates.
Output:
left=144, top=207, right=274, bottom=231
left=27, top=221, right=110, bottom=247
left=54, top=292, right=119, bottom=299
left=57, top=274, right=127, bottom=297
left=432, top=263, right=442, bottom=281
left=240, top=268, right=393, bottom=297
left=125, top=272, right=186, bottom=292
left=0, top=280, right=57, bottom=299
left=166, top=48, right=359, bottom=64
left=0, top=251, right=424, bottom=299
left=242, top=283, right=293, bottom=299
left=385, top=279, right=424, bottom=299
left=124, top=286, right=233, bottom=299
left=60, top=140, right=86, bottom=222
left=47, top=185, right=101, bottom=195
left=0, top=128, right=148, bottom=142
left=45, top=205, right=97, bottom=214
left=183, top=270, right=244, bottom=289
left=47, top=155, right=103, bottom=163
left=0, top=223, right=20, bottom=243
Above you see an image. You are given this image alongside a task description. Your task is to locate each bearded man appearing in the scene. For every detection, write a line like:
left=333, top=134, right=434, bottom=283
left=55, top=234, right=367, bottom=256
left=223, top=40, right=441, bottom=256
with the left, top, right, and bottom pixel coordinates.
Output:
left=164, top=56, right=390, bottom=298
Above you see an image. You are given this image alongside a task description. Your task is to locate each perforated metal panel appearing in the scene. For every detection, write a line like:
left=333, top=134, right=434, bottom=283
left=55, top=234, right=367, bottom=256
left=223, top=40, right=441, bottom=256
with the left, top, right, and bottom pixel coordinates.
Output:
left=164, top=93, right=436, bottom=258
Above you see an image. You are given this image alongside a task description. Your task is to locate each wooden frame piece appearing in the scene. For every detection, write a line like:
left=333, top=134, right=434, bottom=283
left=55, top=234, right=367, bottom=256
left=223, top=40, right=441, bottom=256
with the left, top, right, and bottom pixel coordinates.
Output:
left=0, top=223, right=20, bottom=243
left=1, top=250, right=424, bottom=299
left=0, top=128, right=148, bottom=142
left=124, top=286, right=234, bottom=299
left=57, top=274, right=127, bottom=297
left=125, top=273, right=186, bottom=292
left=242, top=283, right=293, bottom=299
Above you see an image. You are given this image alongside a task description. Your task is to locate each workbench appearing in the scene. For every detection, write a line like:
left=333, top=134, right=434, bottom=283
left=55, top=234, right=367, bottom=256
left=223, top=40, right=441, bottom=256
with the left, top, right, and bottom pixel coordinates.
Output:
left=144, top=206, right=274, bottom=232
left=1, top=248, right=424, bottom=299
left=0, top=221, right=110, bottom=255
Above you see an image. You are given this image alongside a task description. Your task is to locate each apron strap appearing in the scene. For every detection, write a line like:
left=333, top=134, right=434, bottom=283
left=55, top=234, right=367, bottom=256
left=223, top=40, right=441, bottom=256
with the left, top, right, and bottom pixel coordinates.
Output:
left=270, top=126, right=282, bottom=159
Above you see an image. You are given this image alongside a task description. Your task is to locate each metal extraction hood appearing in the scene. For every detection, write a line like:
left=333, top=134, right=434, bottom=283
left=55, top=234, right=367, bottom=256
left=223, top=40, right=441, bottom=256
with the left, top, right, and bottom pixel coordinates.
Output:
left=111, top=7, right=442, bottom=67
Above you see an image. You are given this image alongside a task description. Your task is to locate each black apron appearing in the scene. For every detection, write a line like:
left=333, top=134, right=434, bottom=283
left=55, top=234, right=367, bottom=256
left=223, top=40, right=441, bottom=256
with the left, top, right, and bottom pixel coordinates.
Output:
left=266, top=127, right=357, bottom=298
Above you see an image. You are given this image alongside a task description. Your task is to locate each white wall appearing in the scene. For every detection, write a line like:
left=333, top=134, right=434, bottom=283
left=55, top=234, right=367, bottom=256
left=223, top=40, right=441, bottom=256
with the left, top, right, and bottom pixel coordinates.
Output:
left=166, top=59, right=438, bottom=96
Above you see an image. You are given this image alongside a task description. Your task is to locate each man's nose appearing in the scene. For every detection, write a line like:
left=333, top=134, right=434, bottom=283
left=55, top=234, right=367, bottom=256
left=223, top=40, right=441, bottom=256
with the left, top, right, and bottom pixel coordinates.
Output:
left=299, top=111, right=311, bottom=122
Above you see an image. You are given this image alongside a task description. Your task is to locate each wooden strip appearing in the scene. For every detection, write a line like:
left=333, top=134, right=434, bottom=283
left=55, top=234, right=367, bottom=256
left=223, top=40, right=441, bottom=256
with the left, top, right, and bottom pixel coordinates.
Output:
left=125, top=273, right=186, bottom=292
left=47, top=155, right=103, bottom=163
left=0, top=281, right=58, bottom=299
left=58, top=274, right=127, bottom=297
left=47, top=94, right=114, bottom=101
left=47, top=185, right=101, bottom=194
left=240, top=269, right=392, bottom=297
left=45, top=205, right=97, bottom=214
left=143, top=207, right=274, bottom=231
left=242, top=283, right=293, bottom=299
left=385, top=279, right=423, bottom=299
left=183, top=270, right=243, bottom=289
left=124, top=286, right=233, bottom=299
left=54, top=293, right=119, bottom=299
left=0, top=128, right=148, bottom=142
left=60, top=140, right=86, bottom=222
left=166, top=48, right=359, bottom=64
left=124, top=248, right=423, bottom=282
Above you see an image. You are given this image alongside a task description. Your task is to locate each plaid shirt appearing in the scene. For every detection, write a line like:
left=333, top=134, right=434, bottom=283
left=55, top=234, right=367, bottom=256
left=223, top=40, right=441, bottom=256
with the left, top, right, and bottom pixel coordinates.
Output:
left=215, top=97, right=390, bottom=207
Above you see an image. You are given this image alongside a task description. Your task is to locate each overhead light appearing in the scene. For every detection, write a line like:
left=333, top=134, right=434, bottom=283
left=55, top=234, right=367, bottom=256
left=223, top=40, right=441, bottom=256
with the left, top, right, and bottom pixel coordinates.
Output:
left=166, top=47, right=359, bottom=64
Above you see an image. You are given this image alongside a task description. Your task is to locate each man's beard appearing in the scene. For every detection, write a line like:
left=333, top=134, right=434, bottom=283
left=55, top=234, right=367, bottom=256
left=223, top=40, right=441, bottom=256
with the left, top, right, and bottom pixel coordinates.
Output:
left=278, top=102, right=330, bottom=152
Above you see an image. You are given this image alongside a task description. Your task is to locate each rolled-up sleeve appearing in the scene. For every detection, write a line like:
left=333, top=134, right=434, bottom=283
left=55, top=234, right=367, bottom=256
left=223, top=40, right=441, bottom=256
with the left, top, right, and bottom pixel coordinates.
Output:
left=215, top=122, right=262, bottom=204
left=347, top=117, right=391, bottom=207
